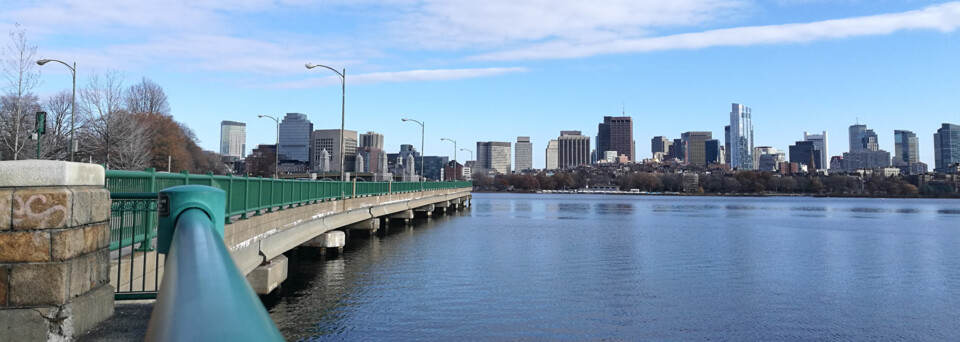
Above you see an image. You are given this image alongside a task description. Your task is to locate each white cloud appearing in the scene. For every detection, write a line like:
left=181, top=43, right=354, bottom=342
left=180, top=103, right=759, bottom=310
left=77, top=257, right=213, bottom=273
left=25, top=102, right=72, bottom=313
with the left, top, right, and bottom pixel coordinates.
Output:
left=269, top=67, right=529, bottom=88
left=472, top=2, right=960, bottom=61
left=390, top=0, right=748, bottom=49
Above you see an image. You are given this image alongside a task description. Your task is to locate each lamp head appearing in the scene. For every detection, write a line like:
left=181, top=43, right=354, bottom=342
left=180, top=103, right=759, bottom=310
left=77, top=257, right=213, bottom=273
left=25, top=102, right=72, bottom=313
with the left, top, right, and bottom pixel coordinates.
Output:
left=258, top=115, right=264, bottom=118
left=36, top=59, right=51, bottom=66
left=401, top=118, right=408, bottom=122
left=305, top=63, right=316, bottom=69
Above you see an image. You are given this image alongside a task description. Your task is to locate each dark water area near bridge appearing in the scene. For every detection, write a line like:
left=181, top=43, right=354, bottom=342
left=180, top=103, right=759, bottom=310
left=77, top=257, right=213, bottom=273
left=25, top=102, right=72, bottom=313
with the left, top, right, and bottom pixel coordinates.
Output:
left=266, top=193, right=960, bottom=341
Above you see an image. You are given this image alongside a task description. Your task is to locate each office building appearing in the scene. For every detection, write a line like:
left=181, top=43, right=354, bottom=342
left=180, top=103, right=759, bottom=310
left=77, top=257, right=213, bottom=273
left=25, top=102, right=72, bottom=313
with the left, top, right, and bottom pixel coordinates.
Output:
left=515, top=136, right=533, bottom=171
left=681, top=131, right=712, bottom=166
left=219, top=121, right=246, bottom=160
left=729, top=103, right=754, bottom=170
left=670, top=138, right=685, bottom=162
left=754, top=146, right=780, bottom=171
left=311, top=129, right=358, bottom=173
left=894, top=130, right=919, bottom=165
left=652, top=136, right=671, bottom=158
left=849, top=124, right=879, bottom=152
left=545, top=140, right=559, bottom=170
left=597, top=116, right=635, bottom=162
left=277, top=113, right=312, bottom=163
left=359, top=131, right=384, bottom=150
left=705, top=139, right=720, bottom=165
left=558, top=131, right=590, bottom=169
left=724, top=125, right=731, bottom=166
left=803, top=131, right=828, bottom=171
left=934, top=123, right=960, bottom=173
left=789, top=141, right=822, bottom=170
left=477, top=141, right=512, bottom=174
left=842, top=150, right=891, bottom=172
left=422, top=156, right=449, bottom=180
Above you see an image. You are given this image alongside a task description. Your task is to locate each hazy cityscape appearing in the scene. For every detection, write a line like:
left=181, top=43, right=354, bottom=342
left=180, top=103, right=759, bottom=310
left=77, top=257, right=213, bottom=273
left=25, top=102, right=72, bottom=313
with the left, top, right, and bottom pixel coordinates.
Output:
left=3, top=2, right=960, bottom=341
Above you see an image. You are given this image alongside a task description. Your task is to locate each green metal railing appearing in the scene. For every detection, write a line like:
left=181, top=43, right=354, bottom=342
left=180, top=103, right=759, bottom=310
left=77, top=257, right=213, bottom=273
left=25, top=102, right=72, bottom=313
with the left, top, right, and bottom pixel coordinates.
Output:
left=106, top=168, right=471, bottom=251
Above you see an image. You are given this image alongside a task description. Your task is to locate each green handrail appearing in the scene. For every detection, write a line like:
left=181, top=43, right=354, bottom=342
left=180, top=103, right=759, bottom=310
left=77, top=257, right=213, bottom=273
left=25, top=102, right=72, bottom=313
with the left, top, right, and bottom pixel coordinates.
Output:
left=105, top=169, right=471, bottom=251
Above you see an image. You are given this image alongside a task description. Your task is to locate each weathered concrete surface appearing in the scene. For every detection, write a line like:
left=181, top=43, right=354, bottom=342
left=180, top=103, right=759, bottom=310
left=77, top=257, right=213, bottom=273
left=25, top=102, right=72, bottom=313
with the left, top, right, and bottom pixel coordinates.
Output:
left=77, top=301, right=154, bottom=342
left=0, top=160, right=105, bottom=187
left=302, top=230, right=346, bottom=248
left=246, top=255, right=288, bottom=295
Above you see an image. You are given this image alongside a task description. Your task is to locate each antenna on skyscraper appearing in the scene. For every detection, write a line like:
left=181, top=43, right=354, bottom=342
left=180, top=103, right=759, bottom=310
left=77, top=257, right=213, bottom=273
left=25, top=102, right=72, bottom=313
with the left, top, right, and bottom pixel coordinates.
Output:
left=622, top=103, right=625, bottom=115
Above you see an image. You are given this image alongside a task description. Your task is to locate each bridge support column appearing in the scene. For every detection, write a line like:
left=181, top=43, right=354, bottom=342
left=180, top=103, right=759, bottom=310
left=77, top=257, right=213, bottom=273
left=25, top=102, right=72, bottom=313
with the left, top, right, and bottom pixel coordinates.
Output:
left=0, top=161, right=114, bottom=341
left=302, top=230, right=346, bottom=256
left=414, top=204, right=435, bottom=218
left=346, top=218, right=380, bottom=237
left=246, top=255, right=288, bottom=295
left=450, top=198, right=462, bottom=211
left=387, top=210, right=414, bottom=225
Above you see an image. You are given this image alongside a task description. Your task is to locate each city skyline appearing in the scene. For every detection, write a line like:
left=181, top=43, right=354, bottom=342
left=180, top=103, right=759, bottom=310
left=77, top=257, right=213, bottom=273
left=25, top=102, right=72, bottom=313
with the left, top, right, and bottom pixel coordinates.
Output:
left=8, top=1, right=960, bottom=168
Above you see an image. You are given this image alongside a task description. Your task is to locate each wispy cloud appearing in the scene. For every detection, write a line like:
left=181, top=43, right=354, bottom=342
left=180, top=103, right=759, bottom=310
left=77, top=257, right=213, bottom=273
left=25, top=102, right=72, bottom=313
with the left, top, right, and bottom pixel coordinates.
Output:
left=472, top=2, right=960, bottom=61
left=269, top=67, right=529, bottom=88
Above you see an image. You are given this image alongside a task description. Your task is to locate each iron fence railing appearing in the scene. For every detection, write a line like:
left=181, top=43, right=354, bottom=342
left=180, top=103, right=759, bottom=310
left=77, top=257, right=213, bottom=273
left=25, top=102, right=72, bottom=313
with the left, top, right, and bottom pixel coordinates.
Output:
left=106, top=168, right=471, bottom=252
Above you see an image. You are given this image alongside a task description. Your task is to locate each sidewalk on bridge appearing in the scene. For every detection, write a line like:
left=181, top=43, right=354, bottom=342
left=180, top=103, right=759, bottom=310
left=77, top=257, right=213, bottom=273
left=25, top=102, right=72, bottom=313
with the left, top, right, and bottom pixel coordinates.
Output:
left=79, top=300, right=154, bottom=342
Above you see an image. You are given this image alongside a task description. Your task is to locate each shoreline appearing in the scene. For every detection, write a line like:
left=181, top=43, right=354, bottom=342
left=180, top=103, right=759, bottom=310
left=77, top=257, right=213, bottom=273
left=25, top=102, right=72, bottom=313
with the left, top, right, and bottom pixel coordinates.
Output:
left=471, top=190, right=960, bottom=200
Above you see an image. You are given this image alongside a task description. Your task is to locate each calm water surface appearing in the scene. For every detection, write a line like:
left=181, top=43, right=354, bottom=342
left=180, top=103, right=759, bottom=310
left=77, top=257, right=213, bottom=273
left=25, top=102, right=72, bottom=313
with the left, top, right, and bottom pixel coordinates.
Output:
left=267, top=193, right=960, bottom=341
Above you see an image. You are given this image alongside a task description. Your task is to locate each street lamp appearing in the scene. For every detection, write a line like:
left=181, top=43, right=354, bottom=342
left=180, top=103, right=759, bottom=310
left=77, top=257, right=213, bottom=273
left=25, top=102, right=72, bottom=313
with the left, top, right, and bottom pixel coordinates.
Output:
left=460, top=148, right=473, bottom=161
left=36, top=59, right=76, bottom=161
left=440, top=138, right=457, bottom=163
left=401, top=118, right=424, bottom=181
left=258, top=115, right=280, bottom=179
left=305, top=63, right=346, bottom=181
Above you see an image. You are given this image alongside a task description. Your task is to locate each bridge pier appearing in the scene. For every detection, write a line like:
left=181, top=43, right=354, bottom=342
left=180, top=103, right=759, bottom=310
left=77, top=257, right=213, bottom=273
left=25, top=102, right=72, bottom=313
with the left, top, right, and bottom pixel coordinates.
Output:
left=246, top=255, right=288, bottom=295
left=302, top=230, right=346, bottom=256
left=414, top=204, right=435, bottom=218
left=386, top=210, right=414, bottom=225
left=346, top=218, right=380, bottom=237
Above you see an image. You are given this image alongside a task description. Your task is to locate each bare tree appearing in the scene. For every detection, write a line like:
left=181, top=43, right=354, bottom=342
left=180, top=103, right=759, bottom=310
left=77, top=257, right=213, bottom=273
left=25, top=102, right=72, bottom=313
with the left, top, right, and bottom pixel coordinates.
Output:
left=79, top=70, right=151, bottom=170
left=125, top=77, right=170, bottom=115
left=38, top=90, right=73, bottom=159
left=0, top=24, right=41, bottom=160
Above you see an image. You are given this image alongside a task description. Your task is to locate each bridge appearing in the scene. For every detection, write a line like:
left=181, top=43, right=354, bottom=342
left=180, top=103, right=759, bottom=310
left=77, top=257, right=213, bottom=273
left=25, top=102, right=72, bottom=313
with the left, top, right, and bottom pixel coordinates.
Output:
left=0, top=160, right=471, bottom=340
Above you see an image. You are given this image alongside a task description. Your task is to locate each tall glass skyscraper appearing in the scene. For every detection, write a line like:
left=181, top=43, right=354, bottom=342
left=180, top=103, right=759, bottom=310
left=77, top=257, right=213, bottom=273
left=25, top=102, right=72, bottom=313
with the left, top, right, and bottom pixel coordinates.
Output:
left=729, top=103, right=754, bottom=170
left=893, top=130, right=919, bottom=165
left=934, top=123, right=960, bottom=173
left=219, top=121, right=246, bottom=160
left=278, top=113, right=312, bottom=163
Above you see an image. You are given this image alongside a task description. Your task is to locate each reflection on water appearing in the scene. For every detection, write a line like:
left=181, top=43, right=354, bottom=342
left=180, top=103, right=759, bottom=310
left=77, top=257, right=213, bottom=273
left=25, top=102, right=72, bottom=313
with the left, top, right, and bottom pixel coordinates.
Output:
left=269, top=194, right=960, bottom=341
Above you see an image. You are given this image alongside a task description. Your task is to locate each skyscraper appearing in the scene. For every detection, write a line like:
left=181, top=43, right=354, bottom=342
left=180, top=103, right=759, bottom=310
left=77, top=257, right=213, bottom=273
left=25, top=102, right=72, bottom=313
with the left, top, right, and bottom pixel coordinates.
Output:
left=278, top=113, right=312, bottom=163
left=705, top=139, right=720, bottom=165
left=934, top=123, right=960, bottom=173
left=724, top=125, right=731, bottom=166
left=515, top=136, right=533, bottom=171
left=849, top=124, right=879, bottom=152
left=477, top=141, right=511, bottom=174
left=545, top=140, right=559, bottom=170
left=789, top=141, right=822, bottom=170
left=680, top=131, right=712, bottom=166
left=803, top=131, right=828, bottom=171
left=729, top=103, right=754, bottom=170
left=558, top=131, right=590, bottom=169
left=597, top=116, right=634, bottom=162
left=651, top=136, right=671, bottom=157
left=219, top=121, right=246, bottom=160
left=312, top=129, right=358, bottom=172
left=893, top=130, right=919, bottom=165
left=359, top=131, right=384, bottom=150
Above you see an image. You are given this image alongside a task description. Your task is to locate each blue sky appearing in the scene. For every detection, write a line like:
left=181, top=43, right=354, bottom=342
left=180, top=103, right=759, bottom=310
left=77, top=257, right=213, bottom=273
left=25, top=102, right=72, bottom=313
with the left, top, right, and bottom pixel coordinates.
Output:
left=5, top=0, right=959, bottom=168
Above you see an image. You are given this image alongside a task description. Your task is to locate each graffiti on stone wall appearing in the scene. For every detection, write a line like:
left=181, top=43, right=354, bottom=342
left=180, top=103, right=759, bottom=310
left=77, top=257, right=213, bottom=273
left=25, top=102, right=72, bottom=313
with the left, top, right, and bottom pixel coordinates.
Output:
left=12, top=193, right=69, bottom=229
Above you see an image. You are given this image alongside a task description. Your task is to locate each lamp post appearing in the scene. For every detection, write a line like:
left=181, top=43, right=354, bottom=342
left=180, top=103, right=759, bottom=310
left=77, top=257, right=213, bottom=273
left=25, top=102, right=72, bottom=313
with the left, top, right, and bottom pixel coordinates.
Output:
left=305, top=63, right=346, bottom=181
left=460, top=148, right=473, bottom=161
left=401, top=118, right=424, bottom=181
left=440, top=138, right=457, bottom=163
left=36, top=59, right=76, bottom=161
left=440, top=138, right=456, bottom=181
left=258, top=115, right=280, bottom=179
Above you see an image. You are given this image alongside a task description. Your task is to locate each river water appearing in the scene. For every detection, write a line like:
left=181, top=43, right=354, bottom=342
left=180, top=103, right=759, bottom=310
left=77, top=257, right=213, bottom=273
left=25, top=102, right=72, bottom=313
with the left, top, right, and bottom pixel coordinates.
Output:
left=266, top=193, right=960, bottom=341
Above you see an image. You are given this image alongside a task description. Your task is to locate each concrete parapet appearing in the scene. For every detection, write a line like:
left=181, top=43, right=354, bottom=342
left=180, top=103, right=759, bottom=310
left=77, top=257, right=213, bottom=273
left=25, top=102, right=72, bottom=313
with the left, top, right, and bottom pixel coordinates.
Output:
left=246, top=255, right=288, bottom=295
left=0, top=161, right=114, bottom=340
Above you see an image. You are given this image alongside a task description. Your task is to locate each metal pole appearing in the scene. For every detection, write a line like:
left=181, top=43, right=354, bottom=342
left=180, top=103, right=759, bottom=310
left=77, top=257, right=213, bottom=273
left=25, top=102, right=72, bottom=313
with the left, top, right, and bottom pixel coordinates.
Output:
left=420, top=122, right=424, bottom=182
left=275, top=119, right=279, bottom=179
left=340, top=69, right=345, bottom=182
left=70, top=62, right=76, bottom=161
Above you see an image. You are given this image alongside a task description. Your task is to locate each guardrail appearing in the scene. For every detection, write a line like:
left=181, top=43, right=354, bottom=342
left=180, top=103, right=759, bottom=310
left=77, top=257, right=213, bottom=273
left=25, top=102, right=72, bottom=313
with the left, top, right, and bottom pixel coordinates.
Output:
left=106, top=168, right=471, bottom=251
left=146, top=186, right=284, bottom=341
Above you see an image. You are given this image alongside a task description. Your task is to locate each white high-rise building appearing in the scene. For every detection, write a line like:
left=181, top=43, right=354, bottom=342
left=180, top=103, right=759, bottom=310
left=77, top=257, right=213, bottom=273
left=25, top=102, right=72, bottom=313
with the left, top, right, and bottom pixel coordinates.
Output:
left=545, top=140, right=559, bottom=170
left=729, top=103, right=754, bottom=170
left=311, top=129, right=358, bottom=172
left=219, top=121, right=246, bottom=159
left=515, top=136, right=533, bottom=171
left=803, top=131, right=829, bottom=171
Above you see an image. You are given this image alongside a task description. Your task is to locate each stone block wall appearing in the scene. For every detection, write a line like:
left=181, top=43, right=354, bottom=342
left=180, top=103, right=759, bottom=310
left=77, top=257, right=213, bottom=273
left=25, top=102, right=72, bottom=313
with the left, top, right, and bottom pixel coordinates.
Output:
left=0, top=160, right=114, bottom=341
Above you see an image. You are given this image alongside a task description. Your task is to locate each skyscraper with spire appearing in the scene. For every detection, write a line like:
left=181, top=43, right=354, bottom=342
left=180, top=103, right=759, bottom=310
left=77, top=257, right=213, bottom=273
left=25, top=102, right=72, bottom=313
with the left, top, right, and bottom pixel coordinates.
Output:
left=729, top=103, right=754, bottom=170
